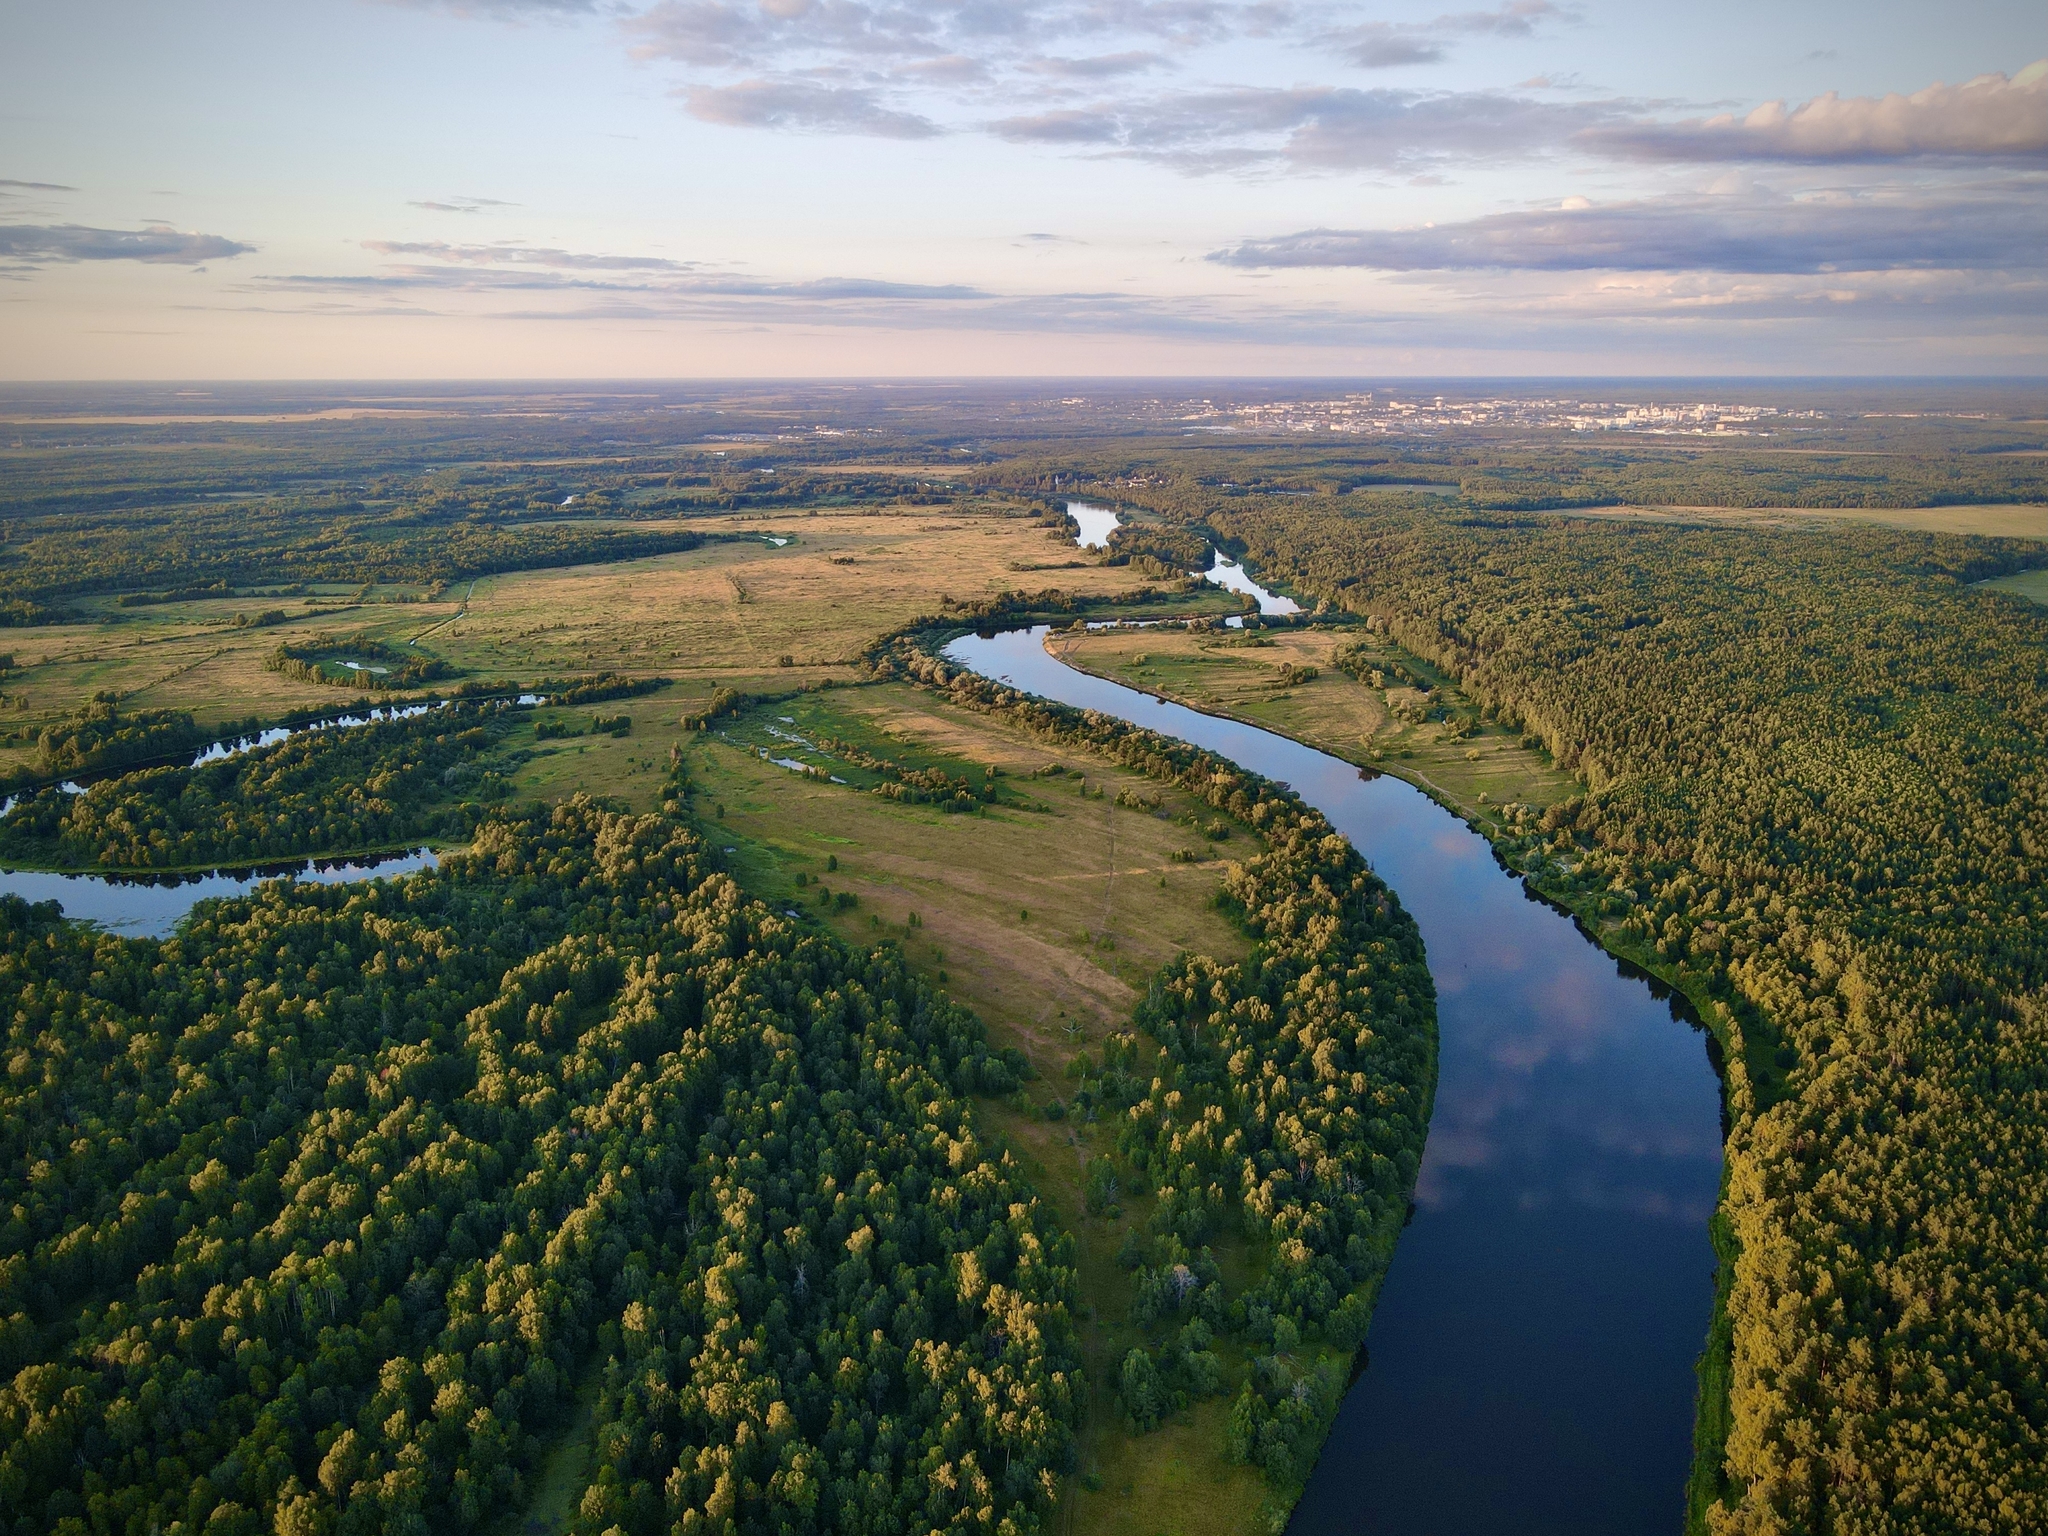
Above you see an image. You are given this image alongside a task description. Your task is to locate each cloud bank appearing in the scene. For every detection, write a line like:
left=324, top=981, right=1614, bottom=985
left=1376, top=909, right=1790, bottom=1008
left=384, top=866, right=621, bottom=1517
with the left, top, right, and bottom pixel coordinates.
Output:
left=0, top=223, right=254, bottom=267
left=1582, top=61, right=2048, bottom=162
left=1213, top=186, right=2048, bottom=273
left=1326, top=2, right=1570, bottom=70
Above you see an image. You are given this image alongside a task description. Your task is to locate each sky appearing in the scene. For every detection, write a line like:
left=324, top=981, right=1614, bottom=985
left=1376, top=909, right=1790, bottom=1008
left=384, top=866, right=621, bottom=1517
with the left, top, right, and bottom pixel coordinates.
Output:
left=1, top=0, right=2043, bottom=378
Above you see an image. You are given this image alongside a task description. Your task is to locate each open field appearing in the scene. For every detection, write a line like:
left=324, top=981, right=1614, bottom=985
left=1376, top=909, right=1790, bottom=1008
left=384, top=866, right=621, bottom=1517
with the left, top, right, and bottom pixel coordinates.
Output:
left=433, top=508, right=1161, bottom=690
left=1052, top=624, right=1576, bottom=827
left=0, top=506, right=1215, bottom=778
left=682, top=682, right=1279, bottom=1535
left=1980, top=567, right=2048, bottom=605
left=1590, top=502, right=2048, bottom=539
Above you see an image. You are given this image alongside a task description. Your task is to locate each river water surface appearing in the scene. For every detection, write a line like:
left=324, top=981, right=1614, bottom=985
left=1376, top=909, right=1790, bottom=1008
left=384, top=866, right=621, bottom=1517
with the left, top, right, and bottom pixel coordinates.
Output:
left=0, top=849, right=441, bottom=938
left=1065, top=501, right=1122, bottom=549
left=945, top=626, right=1724, bottom=1535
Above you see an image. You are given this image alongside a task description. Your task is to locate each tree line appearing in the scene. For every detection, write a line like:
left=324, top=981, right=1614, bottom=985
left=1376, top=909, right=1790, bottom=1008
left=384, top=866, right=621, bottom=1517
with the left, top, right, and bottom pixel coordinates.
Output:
left=0, top=706, right=517, bottom=870
left=869, top=627, right=1436, bottom=1500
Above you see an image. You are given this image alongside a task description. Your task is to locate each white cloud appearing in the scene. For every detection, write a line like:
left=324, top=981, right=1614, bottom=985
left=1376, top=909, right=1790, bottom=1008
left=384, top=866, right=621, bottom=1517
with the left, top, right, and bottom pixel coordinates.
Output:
left=1582, top=60, right=2048, bottom=162
left=683, top=78, right=943, bottom=137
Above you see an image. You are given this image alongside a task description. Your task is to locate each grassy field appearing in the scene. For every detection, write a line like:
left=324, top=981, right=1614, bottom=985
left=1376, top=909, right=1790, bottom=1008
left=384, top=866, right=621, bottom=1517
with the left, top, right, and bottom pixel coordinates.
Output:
left=425, top=506, right=1227, bottom=701
left=1597, top=502, right=2048, bottom=539
left=0, top=506, right=1201, bottom=777
left=681, top=683, right=1281, bottom=1536
left=1051, top=624, right=1575, bottom=829
left=1979, top=567, right=2048, bottom=605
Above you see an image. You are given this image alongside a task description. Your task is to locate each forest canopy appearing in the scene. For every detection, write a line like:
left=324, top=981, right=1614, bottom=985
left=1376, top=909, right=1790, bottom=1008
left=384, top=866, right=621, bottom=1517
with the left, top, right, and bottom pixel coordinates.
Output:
left=1132, top=491, right=2048, bottom=1535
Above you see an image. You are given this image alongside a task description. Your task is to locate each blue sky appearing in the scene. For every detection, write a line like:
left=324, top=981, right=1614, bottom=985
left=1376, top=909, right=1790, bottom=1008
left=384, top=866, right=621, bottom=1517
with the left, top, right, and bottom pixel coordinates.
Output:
left=1, top=0, right=2042, bottom=377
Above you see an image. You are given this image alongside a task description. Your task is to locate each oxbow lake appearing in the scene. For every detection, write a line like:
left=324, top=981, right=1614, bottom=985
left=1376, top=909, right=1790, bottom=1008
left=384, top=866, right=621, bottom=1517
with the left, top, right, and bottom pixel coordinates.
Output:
left=945, top=625, right=1725, bottom=1536
left=0, top=849, right=440, bottom=939
left=0, top=698, right=548, bottom=936
left=1198, top=552, right=1303, bottom=620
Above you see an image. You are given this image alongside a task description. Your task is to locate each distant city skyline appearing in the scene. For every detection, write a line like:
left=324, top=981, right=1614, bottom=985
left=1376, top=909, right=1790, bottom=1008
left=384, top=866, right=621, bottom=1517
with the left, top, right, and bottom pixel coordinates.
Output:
left=1, top=0, right=2042, bottom=377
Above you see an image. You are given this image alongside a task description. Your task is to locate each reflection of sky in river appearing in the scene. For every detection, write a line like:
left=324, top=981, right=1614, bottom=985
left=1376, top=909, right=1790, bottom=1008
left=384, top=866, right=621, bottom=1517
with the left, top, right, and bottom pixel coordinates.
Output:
left=0, top=849, right=439, bottom=938
left=947, top=628, right=1722, bottom=1536
left=1198, top=552, right=1303, bottom=615
left=1064, top=500, right=1121, bottom=549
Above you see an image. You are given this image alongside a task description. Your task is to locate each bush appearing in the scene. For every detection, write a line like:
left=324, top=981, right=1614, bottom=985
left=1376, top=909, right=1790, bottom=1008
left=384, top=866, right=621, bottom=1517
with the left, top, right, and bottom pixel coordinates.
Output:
left=1120, top=1348, right=1168, bottom=1432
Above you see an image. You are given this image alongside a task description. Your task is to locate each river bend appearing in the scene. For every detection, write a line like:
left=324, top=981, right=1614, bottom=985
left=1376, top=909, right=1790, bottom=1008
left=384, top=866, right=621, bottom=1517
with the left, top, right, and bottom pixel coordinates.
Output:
left=945, top=626, right=1723, bottom=1536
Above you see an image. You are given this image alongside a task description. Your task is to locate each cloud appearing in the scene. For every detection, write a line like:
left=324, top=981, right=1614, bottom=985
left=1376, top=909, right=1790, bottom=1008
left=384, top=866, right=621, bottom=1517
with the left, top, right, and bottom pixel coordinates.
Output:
left=0, top=223, right=254, bottom=267
left=626, top=0, right=1250, bottom=73
left=408, top=196, right=518, bottom=212
left=378, top=0, right=607, bottom=16
left=0, top=179, right=78, bottom=194
left=247, top=260, right=989, bottom=306
left=1327, top=2, right=1569, bottom=70
left=622, top=0, right=1270, bottom=139
left=1582, top=60, right=2048, bottom=162
left=1022, top=51, right=1169, bottom=80
left=362, top=239, right=697, bottom=270
left=991, top=84, right=1621, bottom=172
left=983, top=62, right=2048, bottom=177
left=1210, top=184, right=2048, bottom=273
left=684, top=79, right=942, bottom=137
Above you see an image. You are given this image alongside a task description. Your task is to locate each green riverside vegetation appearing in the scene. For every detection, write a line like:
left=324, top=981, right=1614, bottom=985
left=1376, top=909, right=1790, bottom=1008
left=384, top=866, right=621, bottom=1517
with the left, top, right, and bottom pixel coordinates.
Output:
left=1096, top=489, right=2046, bottom=1536
left=2, top=385, right=2043, bottom=1535
left=0, top=641, right=1436, bottom=1536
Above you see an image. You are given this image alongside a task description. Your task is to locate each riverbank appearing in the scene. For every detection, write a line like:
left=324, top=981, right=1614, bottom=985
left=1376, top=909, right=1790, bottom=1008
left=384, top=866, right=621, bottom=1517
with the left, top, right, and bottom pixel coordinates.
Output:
left=942, top=626, right=1728, bottom=1536
left=1044, top=620, right=1749, bottom=1530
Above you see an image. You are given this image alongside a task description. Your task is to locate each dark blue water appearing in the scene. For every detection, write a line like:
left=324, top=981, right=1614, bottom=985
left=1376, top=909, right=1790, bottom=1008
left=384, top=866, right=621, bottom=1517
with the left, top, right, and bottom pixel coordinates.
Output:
left=945, top=627, right=1723, bottom=1536
left=0, top=849, right=439, bottom=938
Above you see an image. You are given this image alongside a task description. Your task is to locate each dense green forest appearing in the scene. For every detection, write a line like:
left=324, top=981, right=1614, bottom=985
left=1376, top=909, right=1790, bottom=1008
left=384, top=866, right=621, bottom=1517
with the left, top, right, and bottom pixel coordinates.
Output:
left=17, top=696, right=236, bottom=782
left=992, top=443, right=2048, bottom=516
left=0, top=788, right=1085, bottom=1536
left=0, top=706, right=515, bottom=870
left=0, top=499, right=708, bottom=618
left=1102, top=491, right=2048, bottom=1534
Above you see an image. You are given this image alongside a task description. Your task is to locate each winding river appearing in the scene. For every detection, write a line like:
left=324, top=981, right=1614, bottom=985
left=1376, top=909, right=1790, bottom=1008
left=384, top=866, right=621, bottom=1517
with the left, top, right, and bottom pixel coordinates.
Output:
left=945, top=626, right=1724, bottom=1535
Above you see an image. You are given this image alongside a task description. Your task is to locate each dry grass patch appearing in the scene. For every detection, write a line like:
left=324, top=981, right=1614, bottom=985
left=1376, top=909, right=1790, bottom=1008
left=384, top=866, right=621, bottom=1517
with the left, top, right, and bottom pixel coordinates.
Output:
left=1591, top=502, right=2048, bottom=540
left=433, top=507, right=1163, bottom=695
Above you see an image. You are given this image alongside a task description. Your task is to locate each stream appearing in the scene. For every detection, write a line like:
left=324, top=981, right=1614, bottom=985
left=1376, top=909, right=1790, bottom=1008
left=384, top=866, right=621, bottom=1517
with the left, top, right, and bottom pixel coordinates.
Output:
left=944, top=626, right=1724, bottom=1535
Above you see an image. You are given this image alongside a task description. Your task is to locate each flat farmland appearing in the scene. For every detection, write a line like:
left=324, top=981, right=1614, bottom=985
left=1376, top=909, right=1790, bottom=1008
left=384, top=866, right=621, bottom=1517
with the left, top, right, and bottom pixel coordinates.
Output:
left=0, top=505, right=1185, bottom=776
